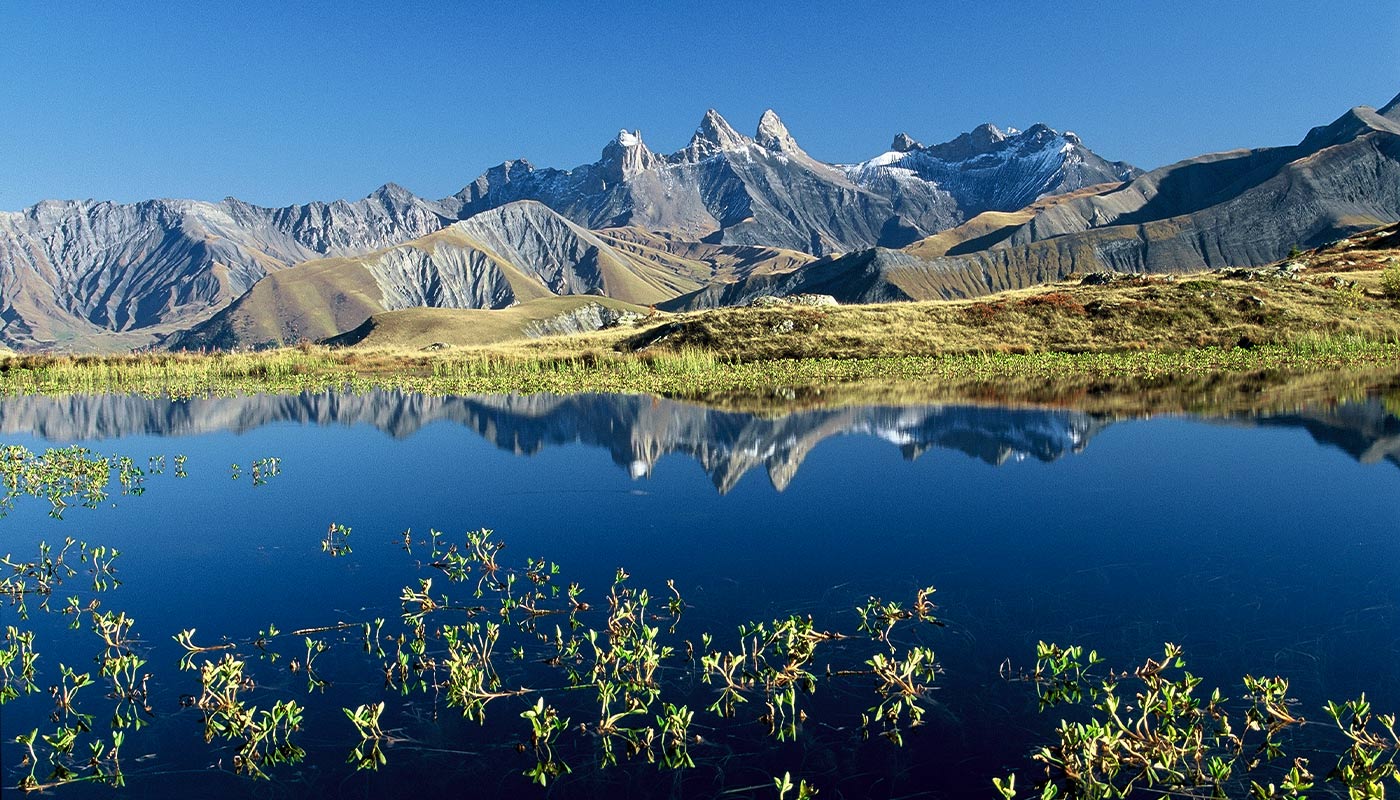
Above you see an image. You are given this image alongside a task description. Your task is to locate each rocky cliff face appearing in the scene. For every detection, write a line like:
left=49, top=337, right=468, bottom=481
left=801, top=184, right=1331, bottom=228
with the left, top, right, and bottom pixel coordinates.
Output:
left=0, top=187, right=453, bottom=349
left=452, top=109, right=1135, bottom=257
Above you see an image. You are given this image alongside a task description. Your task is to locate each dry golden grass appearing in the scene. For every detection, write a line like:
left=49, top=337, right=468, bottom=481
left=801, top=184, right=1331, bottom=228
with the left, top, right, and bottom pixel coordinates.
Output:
left=604, top=272, right=1400, bottom=361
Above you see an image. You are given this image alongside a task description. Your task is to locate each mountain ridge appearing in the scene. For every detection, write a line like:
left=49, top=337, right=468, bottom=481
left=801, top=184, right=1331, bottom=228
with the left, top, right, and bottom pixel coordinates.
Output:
left=5, top=95, right=1399, bottom=351
left=1, top=108, right=1130, bottom=350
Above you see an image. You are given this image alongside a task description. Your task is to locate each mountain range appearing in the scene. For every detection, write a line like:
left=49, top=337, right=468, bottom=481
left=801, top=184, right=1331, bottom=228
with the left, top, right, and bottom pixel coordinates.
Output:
left=1, top=95, right=1396, bottom=352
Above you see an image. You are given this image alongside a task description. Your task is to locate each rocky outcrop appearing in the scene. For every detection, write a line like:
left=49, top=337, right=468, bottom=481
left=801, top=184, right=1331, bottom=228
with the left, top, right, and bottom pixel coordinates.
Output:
left=520, top=302, right=644, bottom=338
left=0, top=188, right=454, bottom=350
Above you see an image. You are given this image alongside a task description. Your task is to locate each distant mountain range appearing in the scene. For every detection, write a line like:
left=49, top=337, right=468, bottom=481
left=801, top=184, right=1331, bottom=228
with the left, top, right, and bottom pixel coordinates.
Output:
left=1, top=95, right=1396, bottom=351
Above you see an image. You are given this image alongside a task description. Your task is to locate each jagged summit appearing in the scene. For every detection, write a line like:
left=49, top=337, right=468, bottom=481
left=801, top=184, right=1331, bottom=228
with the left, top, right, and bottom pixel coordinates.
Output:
left=891, top=133, right=922, bottom=152
left=755, top=109, right=801, bottom=154
left=599, top=128, right=658, bottom=179
left=680, top=108, right=748, bottom=160
left=369, top=182, right=415, bottom=203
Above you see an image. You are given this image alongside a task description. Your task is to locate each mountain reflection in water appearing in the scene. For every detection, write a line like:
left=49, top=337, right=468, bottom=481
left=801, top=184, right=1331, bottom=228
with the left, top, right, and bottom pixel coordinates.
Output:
left=1, top=390, right=1396, bottom=493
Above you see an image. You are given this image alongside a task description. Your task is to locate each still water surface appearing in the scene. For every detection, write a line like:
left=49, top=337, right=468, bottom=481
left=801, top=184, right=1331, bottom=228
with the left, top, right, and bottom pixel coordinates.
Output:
left=2, top=391, right=1398, bottom=798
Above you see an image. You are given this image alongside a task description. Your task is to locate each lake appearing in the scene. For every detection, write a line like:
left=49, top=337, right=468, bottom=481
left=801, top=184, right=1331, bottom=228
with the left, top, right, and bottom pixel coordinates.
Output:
left=2, top=389, right=1398, bottom=798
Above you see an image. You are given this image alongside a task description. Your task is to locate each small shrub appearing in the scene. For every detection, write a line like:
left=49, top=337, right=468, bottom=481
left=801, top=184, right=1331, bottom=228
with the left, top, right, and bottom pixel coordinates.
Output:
left=1381, top=264, right=1400, bottom=300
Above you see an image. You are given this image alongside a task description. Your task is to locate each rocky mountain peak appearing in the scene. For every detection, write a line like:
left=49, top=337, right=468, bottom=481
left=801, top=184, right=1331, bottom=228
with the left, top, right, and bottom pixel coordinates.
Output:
left=918, top=122, right=1011, bottom=161
left=755, top=109, right=800, bottom=153
left=369, top=182, right=415, bottom=203
left=599, top=129, right=658, bottom=179
left=1301, top=105, right=1400, bottom=152
left=970, top=122, right=1007, bottom=149
left=680, top=109, right=749, bottom=160
left=891, top=132, right=923, bottom=152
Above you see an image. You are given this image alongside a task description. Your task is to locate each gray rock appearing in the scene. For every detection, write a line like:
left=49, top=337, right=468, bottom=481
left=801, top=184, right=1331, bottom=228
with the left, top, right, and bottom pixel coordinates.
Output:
left=521, top=302, right=644, bottom=338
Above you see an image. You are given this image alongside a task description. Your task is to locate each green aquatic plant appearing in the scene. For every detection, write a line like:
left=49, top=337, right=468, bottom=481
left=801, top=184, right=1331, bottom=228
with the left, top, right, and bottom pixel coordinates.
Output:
left=864, top=645, right=939, bottom=746
left=194, top=654, right=304, bottom=777
left=856, top=586, right=942, bottom=648
left=0, top=448, right=113, bottom=515
left=300, top=637, right=329, bottom=692
left=1324, top=695, right=1400, bottom=797
left=13, top=725, right=126, bottom=792
left=6, top=518, right=958, bottom=791
left=322, top=522, right=352, bottom=557
left=344, top=701, right=389, bottom=771
left=520, top=697, right=570, bottom=786
left=50, top=663, right=95, bottom=727
left=0, top=626, right=39, bottom=703
left=249, top=457, right=281, bottom=487
left=657, top=702, right=695, bottom=769
left=1003, top=642, right=1400, bottom=799
left=774, top=771, right=819, bottom=799
left=173, top=628, right=236, bottom=671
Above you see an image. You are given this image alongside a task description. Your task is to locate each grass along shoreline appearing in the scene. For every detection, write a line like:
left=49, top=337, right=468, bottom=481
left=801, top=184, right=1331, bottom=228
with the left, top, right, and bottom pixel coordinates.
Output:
left=0, top=336, right=1398, bottom=413
left=1, top=265, right=1398, bottom=406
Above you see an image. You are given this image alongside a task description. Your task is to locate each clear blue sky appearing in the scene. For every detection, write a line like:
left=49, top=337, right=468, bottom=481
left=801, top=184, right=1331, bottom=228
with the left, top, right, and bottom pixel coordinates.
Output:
left=3, top=1, right=1397, bottom=211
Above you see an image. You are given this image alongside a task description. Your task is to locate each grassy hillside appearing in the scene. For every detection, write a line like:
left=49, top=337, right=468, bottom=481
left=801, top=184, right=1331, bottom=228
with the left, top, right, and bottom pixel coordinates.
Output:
left=624, top=268, right=1400, bottom=361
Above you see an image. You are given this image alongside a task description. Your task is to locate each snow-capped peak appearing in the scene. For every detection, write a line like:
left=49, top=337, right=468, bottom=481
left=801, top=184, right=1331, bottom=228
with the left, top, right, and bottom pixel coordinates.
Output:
left=615, top=129, right=642, bottom=147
